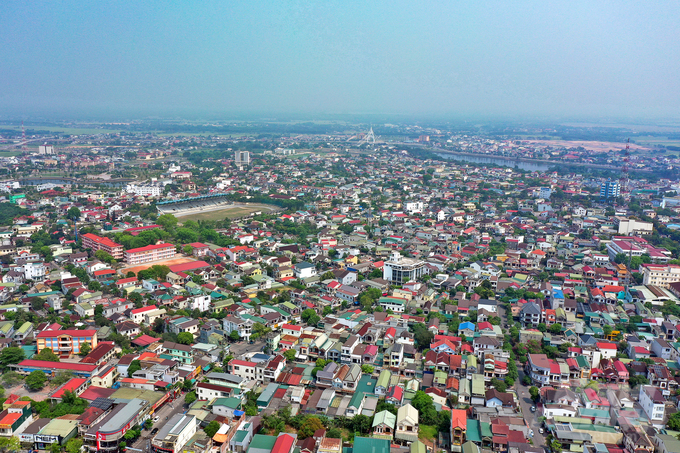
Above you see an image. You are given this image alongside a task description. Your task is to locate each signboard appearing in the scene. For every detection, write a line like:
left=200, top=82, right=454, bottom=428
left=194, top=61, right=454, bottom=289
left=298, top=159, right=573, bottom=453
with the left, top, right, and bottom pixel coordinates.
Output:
left=35, top=434, right=59, bottom=444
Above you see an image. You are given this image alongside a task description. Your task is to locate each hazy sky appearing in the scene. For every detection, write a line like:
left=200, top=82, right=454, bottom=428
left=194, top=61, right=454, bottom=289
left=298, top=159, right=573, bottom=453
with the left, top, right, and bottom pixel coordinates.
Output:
left=1, top=1, right=679, bottom=119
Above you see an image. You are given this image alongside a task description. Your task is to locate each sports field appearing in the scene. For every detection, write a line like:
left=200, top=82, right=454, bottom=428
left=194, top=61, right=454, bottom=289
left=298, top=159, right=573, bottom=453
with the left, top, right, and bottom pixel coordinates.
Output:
left=175, top=203, right=278, bottom=222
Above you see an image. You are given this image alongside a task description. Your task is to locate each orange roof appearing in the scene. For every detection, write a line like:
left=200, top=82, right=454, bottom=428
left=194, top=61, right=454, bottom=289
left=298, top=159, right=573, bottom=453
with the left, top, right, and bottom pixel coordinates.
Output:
left=450, top=409, right=467, bottom=430
left=0, top=412, right=21, bottom=429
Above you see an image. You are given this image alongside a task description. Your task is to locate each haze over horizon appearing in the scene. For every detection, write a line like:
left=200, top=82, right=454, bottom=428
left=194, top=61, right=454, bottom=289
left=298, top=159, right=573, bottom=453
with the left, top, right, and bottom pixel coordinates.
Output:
left=2, top=1, right=679, bottom=121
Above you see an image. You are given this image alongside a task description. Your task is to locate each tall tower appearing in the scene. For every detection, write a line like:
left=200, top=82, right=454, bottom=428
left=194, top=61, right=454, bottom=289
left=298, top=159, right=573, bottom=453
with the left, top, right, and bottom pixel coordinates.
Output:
left=619, top=139, right=630, bottom=194
left=21, top=121, right=28, bottom=153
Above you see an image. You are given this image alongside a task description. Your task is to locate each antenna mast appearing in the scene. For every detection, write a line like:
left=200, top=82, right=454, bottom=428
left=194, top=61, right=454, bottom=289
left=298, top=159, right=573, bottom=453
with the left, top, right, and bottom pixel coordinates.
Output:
left=619, top=139, right=630, bottom=195
left=21, top=121, right=28, bottom=153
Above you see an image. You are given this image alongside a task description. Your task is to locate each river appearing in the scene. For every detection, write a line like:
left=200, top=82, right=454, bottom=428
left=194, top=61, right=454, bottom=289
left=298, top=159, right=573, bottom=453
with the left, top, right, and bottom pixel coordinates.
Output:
left=437, top=152, right=552, bottom=172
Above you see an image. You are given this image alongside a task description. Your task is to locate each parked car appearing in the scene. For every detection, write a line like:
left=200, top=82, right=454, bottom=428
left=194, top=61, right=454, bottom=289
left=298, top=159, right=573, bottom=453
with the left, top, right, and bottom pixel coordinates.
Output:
left=531, top=406, right=536, bottom=412
left=539, top=428, right=544, bottom=434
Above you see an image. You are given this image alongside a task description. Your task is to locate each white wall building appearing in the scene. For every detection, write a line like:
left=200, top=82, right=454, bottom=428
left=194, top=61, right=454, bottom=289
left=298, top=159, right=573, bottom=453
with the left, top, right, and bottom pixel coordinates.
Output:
left=383, top=251, right=426, bottom=284
left=639, top=385, right=665, bottom=425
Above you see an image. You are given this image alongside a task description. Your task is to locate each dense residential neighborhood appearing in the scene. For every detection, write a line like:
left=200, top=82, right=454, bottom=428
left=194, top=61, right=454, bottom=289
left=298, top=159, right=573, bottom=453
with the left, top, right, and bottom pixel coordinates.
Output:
left=2, top=128, right=680, bottom=453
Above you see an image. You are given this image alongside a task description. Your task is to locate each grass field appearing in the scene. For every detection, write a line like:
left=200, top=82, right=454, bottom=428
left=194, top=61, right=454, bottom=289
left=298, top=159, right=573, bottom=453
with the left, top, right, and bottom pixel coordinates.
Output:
left=175, top=204, right=278, bottom=222
left=632, top=135, right=680, bottom=147
left=419, top=425, right=438, bottom=441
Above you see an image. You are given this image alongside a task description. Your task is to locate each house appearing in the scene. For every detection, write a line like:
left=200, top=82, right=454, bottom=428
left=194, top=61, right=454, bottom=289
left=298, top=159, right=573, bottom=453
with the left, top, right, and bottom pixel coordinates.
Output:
left=294, top=262, right=317, bottom=279
left=395, top=403, right=419, bottom=446
left=372, top=410, right=396, bottom=439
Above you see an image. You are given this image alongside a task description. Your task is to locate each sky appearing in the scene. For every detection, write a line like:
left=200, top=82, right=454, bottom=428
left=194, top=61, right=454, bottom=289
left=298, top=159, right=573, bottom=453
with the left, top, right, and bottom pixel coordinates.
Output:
left=1, top=1, right=679, bottom=120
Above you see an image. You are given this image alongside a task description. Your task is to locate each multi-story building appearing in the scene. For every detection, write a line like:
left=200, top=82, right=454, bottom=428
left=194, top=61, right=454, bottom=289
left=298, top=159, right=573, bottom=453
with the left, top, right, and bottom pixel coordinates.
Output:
left=223, top=315, right=253, bottom=341
left=383, top=252, right=426, bottom=284
left=36, top=329, right=98, bottom=359
left=641, top=263, right=680, bottom=288
left=151, top=414, right=196, bottom=453
left=600, top=178, right=620, bottom=199
left=639, top=385, right=665, bottom=425
left=235, top=150, right=250, bottom=169
left=82, top=233, right=124, bottom=259
left=125, top=243, right=175, bottom=265
left=526, top=354, right=570, bottom=388
left=125, top=183, right=162, bottom=197
left=617, top=218, right=653, bottom=235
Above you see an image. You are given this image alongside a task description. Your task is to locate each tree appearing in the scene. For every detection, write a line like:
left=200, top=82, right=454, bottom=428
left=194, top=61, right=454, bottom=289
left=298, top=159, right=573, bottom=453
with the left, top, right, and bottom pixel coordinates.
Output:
left=229, top=331, right=240, bottom=342
left=298, top=416, right=325, bottom=439
left=95, top=249, right=115, bottom=264
left=157, top=214, right=178, bottom=230
left=283, top=349, right=296, bottom=362
left=177, top=332, right=194, bottom=345
left=0, top=436, right=20, bottom=452
left=537, top=323, right=547, bottom=333
left=129, top=292, right=143, bottom=304
left=185, top=391, right=197, bottom=406
left=529, top=386, right=540, bottom=402
left=127, top=360, right=142, bottom=377
left=204, top=420, right=221, bottom=437
left=250, top=322, right=271, bottom=340
left=67, top=207, right=81, bottom=220
left=25, top=370, right=47, bottom=391
left=548, top=323, right=562, bottom=335
left=490, top=378, right=507, bottom=392
left=34, top=348, right=60, bottom=362
left=0, top=347, right=25, bottom=369
left=361, top=364, right=374, bottom=374
left=79, top=342, right=92, bottom=356
left=183, top=245, right=194, bottom=255
left=65, top=437, right=83, bottom=453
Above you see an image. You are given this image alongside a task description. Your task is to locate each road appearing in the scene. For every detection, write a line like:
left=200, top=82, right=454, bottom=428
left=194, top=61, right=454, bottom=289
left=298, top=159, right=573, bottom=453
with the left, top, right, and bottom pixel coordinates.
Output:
left=130, top=391, right=188, bottom=452
left=500, top=301, right=547, bottom=449
left=517, top=368, right=546, bottom=448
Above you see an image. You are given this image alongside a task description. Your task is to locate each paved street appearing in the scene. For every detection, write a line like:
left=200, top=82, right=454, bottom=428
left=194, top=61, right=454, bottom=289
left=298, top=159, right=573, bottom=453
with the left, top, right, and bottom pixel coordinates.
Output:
left=500, top=301, right=546, bottom=450
left=130, top=391, right=188, bottom=452
left=517, top=368, right=546, bottom=449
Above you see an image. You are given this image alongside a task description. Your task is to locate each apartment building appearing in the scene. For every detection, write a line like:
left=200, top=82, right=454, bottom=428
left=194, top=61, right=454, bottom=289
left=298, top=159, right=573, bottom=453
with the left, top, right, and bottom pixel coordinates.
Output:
left=82, top=233, right=124, bottom=259
left=639, top=385, right=665, bottom=425
left=125, top=243, right=176, bottom=265
left=641, top=264, right=680, bottom=289
left=36, top=329, right=98, bottom=358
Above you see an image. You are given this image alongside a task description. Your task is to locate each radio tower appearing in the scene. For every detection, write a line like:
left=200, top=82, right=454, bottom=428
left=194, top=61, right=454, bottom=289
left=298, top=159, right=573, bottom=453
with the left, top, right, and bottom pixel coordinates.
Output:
left=21, top=121, right=28, bottom=153
left=619, top=138, right=630, bottom=194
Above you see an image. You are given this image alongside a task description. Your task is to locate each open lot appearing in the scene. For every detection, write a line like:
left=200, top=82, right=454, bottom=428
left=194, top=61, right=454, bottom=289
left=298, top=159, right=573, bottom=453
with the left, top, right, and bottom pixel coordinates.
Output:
left=175, top=203, right=279, bottom=222
left=121, top=257, right=196, bottom=275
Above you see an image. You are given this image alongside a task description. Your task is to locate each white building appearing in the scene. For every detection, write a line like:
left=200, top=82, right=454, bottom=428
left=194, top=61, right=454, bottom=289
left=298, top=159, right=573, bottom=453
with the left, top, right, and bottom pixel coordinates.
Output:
left=38, top=145, right=55, bottom=155
left=404, top=201, right=424, bottom=214
left=639, top=385, right=665, bottom=425
left=383, top=251, right=426, bottom=284
left=125, top=183, right=162, bottom=197
left=539, top=187, right=552, bottom=199
left=151, top=414, right=196, bottom=453
left=641, top=264, right=680, bottom=288
left=235, top=150, right=251, bottom=169
left=617, top=218, right=653, bottom=235
left=223, top=315, right=252, bottom=341
left=190, top=295, right=211, bottom=312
